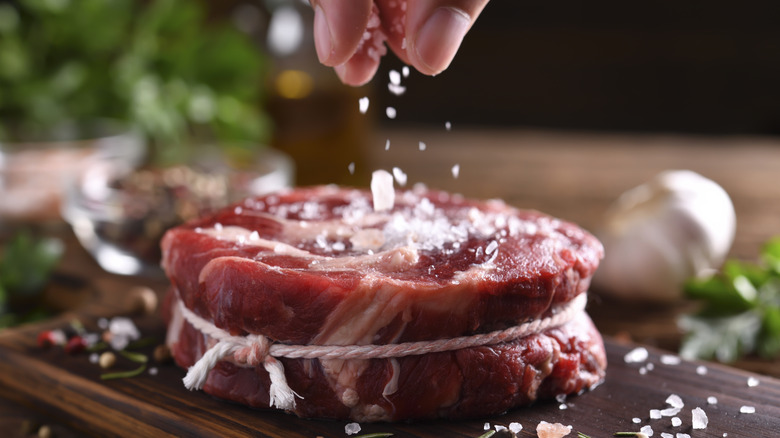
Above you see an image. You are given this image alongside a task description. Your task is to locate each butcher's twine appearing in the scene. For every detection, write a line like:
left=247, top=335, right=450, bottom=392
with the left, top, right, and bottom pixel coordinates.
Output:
left=179, top=293, right=588, bottom=411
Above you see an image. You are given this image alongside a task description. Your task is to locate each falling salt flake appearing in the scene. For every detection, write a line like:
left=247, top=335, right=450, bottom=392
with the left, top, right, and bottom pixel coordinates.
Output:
left=696, top=365, right=708, bottom=375
left=386, top=106, right=397, bottom=119
left=348, top=162, right=355, bottom=175
left=650, top=409, right=662, bottom=419
left=747, top=376, right=759, bottom=387
left=89, top=353, right=100, bottom=364
left=384, top=139, right=391, bottom=150
left=660, top=354, right=681, bottom=365
left=536, top=421, right=572, bottom=438
left=371, top=170, right=395, bottom=212
left=402, top=65, right=410, bottom=77
left=707, top=396, right=718, bottom=405
left=509, top=422, right=523, bottom=434
left=445, top=120, right=452, bottom=131
left=671, top=417, right=682, bottom=427
left=624, top=347, right=649, bottom=363
left=149, top=367, right=158, bottom=376
left=640, top=425, right=653, bottom=436
left=451, top=163, right=460, bottom=178
left=392, top=167, right=408, bottom=186
left=234, top=206, right=243, bottom=215
left=632, top=418, right=642, bottom=424
left=418, top=141, right=427, bottom=151
left=661, top=433, right=674, bottom=438
left=388, top=83, right=406, bottom=95
left=739, top=405, right=756, bottom=414
left=344, top=422, right=361, bottom=435
left=666, top=394, right=684, bottom=409
left=692, top=407, right=708, bottom=429
left=359, top=97, right=369, bottom=114
left=483, top=422, right=491, bottom=431
left=389, top=69, right=401, bottom=85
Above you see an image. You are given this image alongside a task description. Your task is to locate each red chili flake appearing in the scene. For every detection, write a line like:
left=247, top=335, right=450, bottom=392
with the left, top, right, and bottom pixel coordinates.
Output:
left=37, top=329, right=66, bottom=348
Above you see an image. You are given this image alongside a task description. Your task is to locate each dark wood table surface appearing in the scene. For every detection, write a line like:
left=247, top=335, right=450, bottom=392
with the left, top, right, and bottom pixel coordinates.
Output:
left=2, top=128, right=779, bottom=436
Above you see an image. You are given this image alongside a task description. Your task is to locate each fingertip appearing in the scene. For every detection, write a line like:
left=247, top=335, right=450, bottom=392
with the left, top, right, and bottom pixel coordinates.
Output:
left=312, top=0, right=374, bottom=67
left=334, top=55, right=381, bottom=87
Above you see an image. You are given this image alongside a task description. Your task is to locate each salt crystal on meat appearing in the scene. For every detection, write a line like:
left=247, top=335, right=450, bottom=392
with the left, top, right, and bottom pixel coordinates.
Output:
left=371, top=170, right=395, bottom=212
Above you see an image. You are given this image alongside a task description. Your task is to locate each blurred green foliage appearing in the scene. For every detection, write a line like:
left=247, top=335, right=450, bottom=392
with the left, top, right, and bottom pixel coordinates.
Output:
left=0, top=0, right=271, bottom=162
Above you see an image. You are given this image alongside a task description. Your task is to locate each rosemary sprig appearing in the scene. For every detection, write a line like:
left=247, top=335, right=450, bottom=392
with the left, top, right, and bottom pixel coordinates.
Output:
left=101, top=363, right=147, bottom=380
left=118, top=349, right=148, bottom=364
left=477, top=431, right=496, bottom=438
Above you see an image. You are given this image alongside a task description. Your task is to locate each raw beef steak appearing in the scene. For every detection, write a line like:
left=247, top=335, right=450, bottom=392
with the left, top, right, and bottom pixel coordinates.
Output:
left=162, top=185, right=606, bottom=421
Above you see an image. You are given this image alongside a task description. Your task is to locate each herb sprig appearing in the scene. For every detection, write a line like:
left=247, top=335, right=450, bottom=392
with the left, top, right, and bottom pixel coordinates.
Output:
left=681, top=236, right=780, bottom=362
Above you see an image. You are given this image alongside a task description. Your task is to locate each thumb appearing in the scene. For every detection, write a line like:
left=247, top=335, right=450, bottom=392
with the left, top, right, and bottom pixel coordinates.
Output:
left=404, top=0, right=490, bottom=76
left=311, top=0, right=374, bottom=67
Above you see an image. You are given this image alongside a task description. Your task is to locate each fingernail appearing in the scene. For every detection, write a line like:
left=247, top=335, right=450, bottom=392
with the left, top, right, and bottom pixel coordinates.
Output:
left=334, top=63, right=348, bottom=82
left=314, top=5, right=333, bottom=64
left=414, top=7, right=470, bottom=74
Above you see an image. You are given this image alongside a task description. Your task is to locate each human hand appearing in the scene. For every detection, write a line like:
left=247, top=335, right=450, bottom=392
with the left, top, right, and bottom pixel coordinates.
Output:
left=311, top=0, right=490, bottom=86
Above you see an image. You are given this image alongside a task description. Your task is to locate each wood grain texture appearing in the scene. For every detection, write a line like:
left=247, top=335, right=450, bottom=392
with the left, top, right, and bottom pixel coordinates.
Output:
left=0, top=310, right=777, bottom=438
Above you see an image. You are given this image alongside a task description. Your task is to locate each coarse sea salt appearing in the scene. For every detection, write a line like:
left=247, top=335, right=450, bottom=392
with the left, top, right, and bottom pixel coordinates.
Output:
left=747, top=376, right=759, bottom=387
left=624, top=347, right=649, bottom=363
left=661, top=433, right=673, bottom=438
left=402, top=65, right=410, bottom=77
left=386, top=106, right=397, bottom=119
left=451, top=164, right=460, bottom=178
left=739, top=405, right=756, bottom=414
left=666, top=394, right=684, bottom=409
left=536, top=421, right=572, bottom=438
left=633, top=417, right=642, bottom=424
left=677, top=434, right=691, bottom=438
left=392, top=167, right=407, bottom=186
left=389, top=69, right=401, bottom=85
left=660, top=354, right=681, bottom=365
left=640, top=425, right=653, bottom=436
left=671, top=417, right=682, bottom=427
left=370, top=170, right=395, bottom=212
left=696, top=365, right=708, bottom=375
left=344, top=422, right=361, bottom=435
left=509, top=422, right=522, bottom=433
left=692, top=407, right=708, bottom=429
left=494, top=425, right=507, bottom=432
left=707, top=396, right=718, bottom=405
left=483, top=422, right=491, bottom=430
left=359, top=97, right=369, bottom=114
left=650, top=409, right=662, bottom=419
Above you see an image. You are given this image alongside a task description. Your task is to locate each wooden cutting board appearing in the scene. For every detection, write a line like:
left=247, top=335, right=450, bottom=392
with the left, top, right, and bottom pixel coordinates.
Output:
left=0, top=308, right=778, bottom=438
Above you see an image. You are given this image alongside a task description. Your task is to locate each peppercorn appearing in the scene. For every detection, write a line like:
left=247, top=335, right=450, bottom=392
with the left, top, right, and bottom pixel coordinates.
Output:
left=99, top=352, right=116, bottom=369
left=153, top=344, right=171, bottom=363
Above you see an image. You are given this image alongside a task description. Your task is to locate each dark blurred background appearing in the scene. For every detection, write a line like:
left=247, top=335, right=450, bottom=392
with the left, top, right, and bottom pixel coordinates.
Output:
left=373, top=1, right=780, bottom=134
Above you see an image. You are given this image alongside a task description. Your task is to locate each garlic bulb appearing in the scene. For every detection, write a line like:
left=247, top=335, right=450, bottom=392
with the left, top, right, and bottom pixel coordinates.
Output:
left=593, top=170, right=736, bottom=302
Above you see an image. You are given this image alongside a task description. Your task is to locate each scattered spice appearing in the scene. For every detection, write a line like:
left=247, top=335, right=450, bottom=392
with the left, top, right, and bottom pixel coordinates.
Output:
left=37, top=425, right=52, bottom=438
left=99, top=352, right=116, bottom=369
left=153, top=344, right=172, bottom=363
